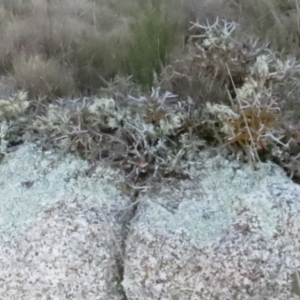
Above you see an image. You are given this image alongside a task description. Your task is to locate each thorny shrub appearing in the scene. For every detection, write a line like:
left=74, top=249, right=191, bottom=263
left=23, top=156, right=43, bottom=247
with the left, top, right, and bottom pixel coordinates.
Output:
left=1, top=19, right=300, bottom=190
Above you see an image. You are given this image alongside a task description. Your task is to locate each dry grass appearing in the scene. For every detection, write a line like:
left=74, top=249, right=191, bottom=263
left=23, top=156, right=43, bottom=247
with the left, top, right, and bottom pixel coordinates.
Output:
left=0, top=0, right=191, bottom=98
left=0, top=0, right=298, bottom=113
left=236, top=0, right=300, bottom=57
left=12, top=54, right=76, bottom=99
left=0, top=0, right=133, bottom=97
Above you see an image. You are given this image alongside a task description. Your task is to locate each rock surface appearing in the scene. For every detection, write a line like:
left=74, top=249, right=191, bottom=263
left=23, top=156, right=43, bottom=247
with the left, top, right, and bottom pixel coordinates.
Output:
left=1, top=144, right=300, bottom=299
left=0, top=143, right=131, bottom=300
left=123, top=152, right=300, bottom=299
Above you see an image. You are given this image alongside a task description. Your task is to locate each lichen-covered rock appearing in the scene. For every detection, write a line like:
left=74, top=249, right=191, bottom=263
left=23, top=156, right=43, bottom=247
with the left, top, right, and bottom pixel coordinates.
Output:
left=123, top=151, right=300, bottom=299
left=0, top=143, right=131, bottom=300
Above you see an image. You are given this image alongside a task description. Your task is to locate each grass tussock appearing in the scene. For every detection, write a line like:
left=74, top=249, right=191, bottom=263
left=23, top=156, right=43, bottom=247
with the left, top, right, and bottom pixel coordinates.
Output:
left=127, top=8, right=179, bottom=91
left=12, top=54, right=76, bottom=99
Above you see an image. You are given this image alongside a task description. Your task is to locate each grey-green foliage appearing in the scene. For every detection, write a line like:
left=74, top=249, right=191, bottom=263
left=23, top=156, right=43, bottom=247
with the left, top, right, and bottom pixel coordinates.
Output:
left=0, top=91, right=29, bottom=121
left=30, top=88, right=204, bottom=186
